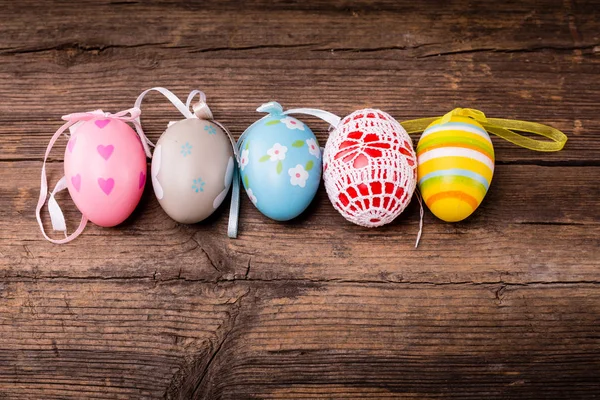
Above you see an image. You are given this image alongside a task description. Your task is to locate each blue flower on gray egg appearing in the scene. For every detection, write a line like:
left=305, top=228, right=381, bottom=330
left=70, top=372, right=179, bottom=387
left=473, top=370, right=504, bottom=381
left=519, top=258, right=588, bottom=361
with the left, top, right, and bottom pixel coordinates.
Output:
left=204, top=125, right=217, bottom=135
left=192, top=178, right=205, bottom=193
left=181, top=142, right=192, bottom=157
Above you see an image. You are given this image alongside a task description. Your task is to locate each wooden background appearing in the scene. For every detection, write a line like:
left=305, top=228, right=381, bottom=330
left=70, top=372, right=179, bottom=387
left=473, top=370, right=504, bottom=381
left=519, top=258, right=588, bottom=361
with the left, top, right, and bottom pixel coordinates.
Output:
left=1, top=0, right=599, bottom=398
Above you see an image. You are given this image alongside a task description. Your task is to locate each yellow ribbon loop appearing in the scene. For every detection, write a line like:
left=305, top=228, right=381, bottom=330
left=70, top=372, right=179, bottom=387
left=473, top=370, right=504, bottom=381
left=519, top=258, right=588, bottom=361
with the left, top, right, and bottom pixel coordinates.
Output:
left=401, top=108, right=568, bottom=152
left=441, top=108, right=488, bottom=124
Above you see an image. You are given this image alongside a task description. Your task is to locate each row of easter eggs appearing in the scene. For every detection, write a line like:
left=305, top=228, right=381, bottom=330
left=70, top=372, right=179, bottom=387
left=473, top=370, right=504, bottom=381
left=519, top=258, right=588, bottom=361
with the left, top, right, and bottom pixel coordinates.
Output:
left=58, top=92, right=495, bottom=242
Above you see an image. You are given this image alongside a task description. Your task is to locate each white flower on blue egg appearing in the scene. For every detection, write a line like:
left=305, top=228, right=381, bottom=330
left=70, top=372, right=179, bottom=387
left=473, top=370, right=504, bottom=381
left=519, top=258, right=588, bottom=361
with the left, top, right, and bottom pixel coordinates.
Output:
left=306, top=138, right=320, bottom=158
left=240, top=148, right=249, bottom=171
left=267, top=143, right=287, bottom=161
left=288, top=164, right=309, bottom=188
left=247, top=188, right=258, bottom=205
left=280, top=116, right=305, bottom=131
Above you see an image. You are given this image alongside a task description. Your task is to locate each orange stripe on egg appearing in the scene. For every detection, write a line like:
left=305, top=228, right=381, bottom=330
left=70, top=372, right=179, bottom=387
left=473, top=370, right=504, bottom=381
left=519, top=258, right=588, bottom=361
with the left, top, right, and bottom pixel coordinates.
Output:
left=425, top=190, right=479, bottom=211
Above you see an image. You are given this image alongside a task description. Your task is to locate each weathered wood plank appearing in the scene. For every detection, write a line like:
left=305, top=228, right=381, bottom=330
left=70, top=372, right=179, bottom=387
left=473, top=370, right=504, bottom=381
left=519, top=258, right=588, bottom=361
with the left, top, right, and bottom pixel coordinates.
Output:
left=1, top=162, right=598, bottom=285
left=184, top=282, right=600, bottom=399
left=2, top=0, right=599, bottom=52
left=0, top=279, right=249, bottom=399
left=0, top=0, right=599, bottom=163
left=0, top=280, right=598, bottom=399
left=1, top=49, right=598, bottom=163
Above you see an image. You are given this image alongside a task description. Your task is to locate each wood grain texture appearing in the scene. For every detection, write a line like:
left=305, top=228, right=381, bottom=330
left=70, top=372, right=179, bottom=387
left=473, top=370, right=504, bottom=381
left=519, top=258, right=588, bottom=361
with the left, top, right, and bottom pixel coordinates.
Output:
left=0, top=279, right=250, bottom=399
left=0, top=0, right=599, bottom=398
left=2, top=162, right=599, bottom=284
left=192, top=283, right=600, bottom=399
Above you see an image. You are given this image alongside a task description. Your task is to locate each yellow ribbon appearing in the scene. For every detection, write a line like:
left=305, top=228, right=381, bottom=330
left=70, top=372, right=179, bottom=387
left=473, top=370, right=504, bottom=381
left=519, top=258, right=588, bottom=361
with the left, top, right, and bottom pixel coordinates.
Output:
left=401, top=108, right=568, bottom=152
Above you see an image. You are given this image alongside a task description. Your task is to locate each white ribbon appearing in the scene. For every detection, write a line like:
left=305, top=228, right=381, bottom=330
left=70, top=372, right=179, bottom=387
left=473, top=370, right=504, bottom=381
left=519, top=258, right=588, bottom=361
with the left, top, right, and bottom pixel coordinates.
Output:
left=47, top=176, right=68, bottom=232
left=283, top=107, right=341, bottom=127
left=135, top=87, right=194, bottom=119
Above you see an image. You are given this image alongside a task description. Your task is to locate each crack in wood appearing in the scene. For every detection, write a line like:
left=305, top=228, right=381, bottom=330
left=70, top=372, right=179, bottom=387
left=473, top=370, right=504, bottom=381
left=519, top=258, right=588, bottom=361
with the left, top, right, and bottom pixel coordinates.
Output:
left=3, top=41, right=596, bottom=58
left=22, top=245, right=34, bottom=259
left=63, top=294, right=76, bottom=316
left=108, top=0, right=139, bottom=4
left=244, top=258, right=251, bottom=279
left=312, top=42, right=441, bottom=53
left=191, top=334, right=228, bottom=397
left=415, top=44, right=600, bottom=58
left=170, top=289, right=250, bottom=399
left=312, top=43, right=600, bottom=57
left=516, top=221, right=587, bottom=226
left=495, top=284, right=507, bottom=304
left=0, top=41, right=171, bottom=56
left=200, top=247, right=220, bottom=273
left=187, top=43, right=323, bottom=53
left=3, top=275, right=600, bottom=287
left=188, top=235, right=221, bottom=273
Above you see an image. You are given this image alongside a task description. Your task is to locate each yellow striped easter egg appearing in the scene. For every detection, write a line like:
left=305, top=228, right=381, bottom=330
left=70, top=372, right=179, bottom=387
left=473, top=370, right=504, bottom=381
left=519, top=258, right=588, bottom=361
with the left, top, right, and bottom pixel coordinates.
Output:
left=417, top=114, right=495, bottom=222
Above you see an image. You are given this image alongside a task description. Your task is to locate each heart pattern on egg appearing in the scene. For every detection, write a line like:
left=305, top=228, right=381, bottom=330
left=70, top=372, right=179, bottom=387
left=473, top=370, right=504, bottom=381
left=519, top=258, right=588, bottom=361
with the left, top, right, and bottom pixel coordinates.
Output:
left=97, top=144, right=114, bottom=160
left=98, top=178, right=115, bottom=195
left=95, top=119, right=111, bottom=129
left=71, top=174, right=82, bottom=192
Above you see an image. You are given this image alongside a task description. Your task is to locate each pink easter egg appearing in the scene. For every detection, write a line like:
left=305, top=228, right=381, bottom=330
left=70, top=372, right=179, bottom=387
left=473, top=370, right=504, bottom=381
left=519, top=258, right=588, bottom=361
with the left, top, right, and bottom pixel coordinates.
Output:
left=64, top=118, right=147, bottom=227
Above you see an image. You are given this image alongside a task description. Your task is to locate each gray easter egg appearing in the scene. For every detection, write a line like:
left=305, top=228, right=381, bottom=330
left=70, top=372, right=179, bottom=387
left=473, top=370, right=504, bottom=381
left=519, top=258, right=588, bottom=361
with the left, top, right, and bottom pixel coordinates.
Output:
left=151, top=118, right=234, bottom=223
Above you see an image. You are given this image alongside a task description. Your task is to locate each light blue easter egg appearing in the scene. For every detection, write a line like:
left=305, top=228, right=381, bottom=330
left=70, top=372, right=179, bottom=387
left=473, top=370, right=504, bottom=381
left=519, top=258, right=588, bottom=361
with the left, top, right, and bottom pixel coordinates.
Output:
left=239, top=102, right=322, bottom=221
